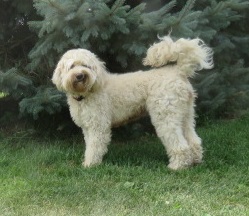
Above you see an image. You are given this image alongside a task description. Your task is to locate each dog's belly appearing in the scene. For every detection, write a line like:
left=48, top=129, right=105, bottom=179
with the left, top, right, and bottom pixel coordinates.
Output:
left=111, top=105, right=147, bottom=128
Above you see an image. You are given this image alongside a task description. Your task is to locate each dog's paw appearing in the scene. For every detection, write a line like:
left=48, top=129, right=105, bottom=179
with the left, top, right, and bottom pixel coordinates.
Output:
left=167, top=160, right=192, bottom=170
left=82, top=160, right=101, bottom=168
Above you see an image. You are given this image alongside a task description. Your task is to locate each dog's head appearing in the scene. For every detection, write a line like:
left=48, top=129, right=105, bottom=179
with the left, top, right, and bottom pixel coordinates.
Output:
left=52, top=49, right=106, bottom=95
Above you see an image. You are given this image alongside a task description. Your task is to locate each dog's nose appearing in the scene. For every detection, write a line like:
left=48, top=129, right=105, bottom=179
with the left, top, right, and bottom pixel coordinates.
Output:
left=76, top=73, right=84, bottom=81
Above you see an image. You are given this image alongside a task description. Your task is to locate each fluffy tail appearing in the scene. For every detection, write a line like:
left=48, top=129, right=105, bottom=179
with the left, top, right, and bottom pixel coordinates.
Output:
left=143, top=36, right=213, bottom=77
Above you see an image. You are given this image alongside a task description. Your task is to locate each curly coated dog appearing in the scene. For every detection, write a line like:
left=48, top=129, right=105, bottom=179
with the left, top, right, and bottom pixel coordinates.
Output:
left=52, top=36, right=213, bottom=170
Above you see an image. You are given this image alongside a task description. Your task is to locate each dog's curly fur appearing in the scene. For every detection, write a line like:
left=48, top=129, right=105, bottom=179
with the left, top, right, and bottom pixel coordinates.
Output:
left=52, top=36, right=213, bottom=170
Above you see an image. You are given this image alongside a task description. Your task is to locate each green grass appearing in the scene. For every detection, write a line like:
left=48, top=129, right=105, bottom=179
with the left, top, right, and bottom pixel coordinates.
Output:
left=0, top=116, right=249, bottom=216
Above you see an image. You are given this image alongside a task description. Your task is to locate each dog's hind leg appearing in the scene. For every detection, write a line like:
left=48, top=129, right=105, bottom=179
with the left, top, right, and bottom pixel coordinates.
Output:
left=147, top=99, right=193, bottom=170
left=82, top=127, right=111, bottom=167
left=183, top=103, right=203, bottom=165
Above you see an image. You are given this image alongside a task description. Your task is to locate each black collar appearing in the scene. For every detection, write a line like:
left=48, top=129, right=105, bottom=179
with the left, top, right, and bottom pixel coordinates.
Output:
left=73, top=95, right=84, bottom=101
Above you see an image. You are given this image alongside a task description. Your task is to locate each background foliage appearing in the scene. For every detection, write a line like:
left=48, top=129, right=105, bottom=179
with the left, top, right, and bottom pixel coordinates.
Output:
left=1, top=0, right=249, bottom=130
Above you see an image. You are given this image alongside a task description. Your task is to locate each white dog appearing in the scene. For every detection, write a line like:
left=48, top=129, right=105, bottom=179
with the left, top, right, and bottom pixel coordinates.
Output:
left=52, top=36, right=213, bottom=170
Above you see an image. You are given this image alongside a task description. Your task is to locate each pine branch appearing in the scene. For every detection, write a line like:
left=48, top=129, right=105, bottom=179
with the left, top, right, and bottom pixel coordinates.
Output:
left=110, top=0, right=126, bottom=14
left=47, top=0, right=66, bottom=15
left=178, top=0, right=196, bottom=21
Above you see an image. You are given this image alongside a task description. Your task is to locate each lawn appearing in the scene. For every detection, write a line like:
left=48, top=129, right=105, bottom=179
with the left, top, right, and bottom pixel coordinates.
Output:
left=0, top=116, right=249, bottom=216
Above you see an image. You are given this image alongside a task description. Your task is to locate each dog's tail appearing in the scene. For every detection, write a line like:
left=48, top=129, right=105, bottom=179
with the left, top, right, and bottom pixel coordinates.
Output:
left=143, top=36, right=213, bottom=77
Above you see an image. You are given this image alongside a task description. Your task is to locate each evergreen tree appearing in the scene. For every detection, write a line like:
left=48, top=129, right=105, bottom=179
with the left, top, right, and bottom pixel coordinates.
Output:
left=1, top=0, right=249, bottom=123
left=0, top=0, right=36, bottom=121
left=193, top=0, right=249, bottom=116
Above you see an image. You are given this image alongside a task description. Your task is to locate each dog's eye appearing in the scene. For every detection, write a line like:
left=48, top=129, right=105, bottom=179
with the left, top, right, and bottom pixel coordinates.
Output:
left=69, top=63, right=91, bottom=70
left=81, top=64, right=91, bottom=69
left=82, top=65, right=91, bottom=69
left=70, top=64, right=75, bottom=70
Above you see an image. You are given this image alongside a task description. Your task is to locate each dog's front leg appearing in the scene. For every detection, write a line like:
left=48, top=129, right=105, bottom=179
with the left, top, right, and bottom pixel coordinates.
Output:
left=82, top=127, right=111, bottom=167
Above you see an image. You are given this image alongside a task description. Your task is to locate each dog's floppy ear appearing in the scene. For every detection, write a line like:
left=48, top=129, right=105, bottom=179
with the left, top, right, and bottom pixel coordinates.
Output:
left=52, top=60, right=64, bottom=91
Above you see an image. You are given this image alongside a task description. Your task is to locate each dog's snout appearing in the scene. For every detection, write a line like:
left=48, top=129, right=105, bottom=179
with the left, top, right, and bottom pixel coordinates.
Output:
left=76, top=73, right=84, bottom=81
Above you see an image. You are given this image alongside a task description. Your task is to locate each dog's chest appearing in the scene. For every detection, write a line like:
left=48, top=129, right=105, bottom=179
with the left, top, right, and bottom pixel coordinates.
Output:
left=67, top=95, right=111, bottom=128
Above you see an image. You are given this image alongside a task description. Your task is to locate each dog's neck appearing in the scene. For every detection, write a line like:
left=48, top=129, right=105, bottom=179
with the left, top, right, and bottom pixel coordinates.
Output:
left=70, top=86, right=97, bottom=102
